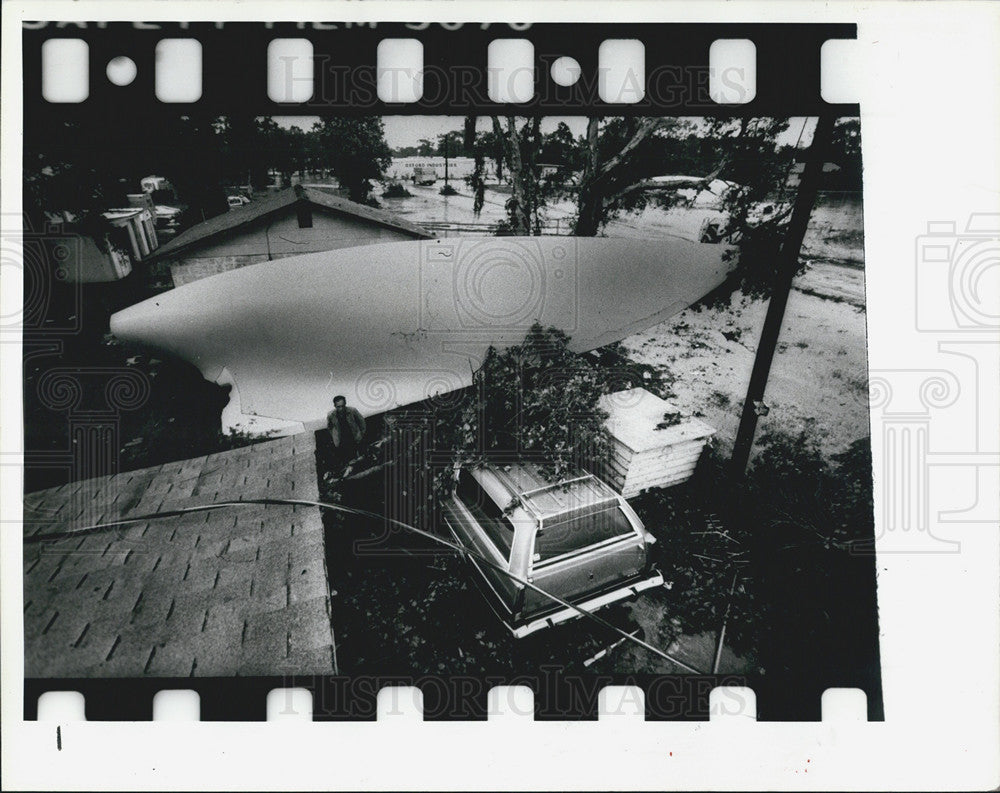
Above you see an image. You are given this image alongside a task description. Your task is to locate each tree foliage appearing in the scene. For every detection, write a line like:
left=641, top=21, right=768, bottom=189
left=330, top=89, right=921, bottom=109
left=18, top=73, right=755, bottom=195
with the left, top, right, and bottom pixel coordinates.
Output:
left=828, top=117, right=862, bottom=189
left=362, top=323, right=671, bottom=529
left=573, top=116, right=693, bottom=236
left=436, top=130, right=465, bottom=157
left=23, top=112, right=232, bottom=231
left=432, top=323, right=617, bottom=484
left=628, top=427, right=876, bottom=658
left=463, top=116, right=796, bottom=241
left=23, top=112, right=395, bottom=234
left=310, top=116, right=393, bottom=205
left=467, top=117, right=550, bottom=234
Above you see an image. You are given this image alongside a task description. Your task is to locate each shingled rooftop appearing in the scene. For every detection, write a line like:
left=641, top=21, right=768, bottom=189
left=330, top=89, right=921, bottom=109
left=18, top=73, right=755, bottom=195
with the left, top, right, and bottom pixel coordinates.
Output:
left=22, top=434, right=337, bottom=678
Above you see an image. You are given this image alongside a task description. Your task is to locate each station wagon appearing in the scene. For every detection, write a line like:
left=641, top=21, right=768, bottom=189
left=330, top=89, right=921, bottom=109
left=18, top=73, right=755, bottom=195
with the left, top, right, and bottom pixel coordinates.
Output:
left=442, top=462, right=663, bottom=638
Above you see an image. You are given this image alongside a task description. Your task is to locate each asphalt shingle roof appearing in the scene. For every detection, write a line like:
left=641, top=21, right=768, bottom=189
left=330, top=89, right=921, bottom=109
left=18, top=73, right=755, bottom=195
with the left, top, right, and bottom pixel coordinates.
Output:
left=22, top=433, right=337, bottom=678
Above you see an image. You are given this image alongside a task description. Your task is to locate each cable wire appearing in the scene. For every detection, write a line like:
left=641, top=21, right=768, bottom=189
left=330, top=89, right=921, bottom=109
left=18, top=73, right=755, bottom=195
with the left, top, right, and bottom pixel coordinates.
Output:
left=24, top=495, right=705, bottom=673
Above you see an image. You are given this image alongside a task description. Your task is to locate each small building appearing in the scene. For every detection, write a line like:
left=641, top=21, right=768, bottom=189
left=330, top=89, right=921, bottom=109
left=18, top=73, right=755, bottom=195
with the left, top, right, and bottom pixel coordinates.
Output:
left=43, top=205, right=159, bottom=283
left=112, top=195, right=160, bottom=256
left=390, top=156, right=477, bottom=182
left=599, top=387, right=716, bottom=497
left=149, top=185, right=435, bottom=288
left=103, top=208, right=158, bottom=258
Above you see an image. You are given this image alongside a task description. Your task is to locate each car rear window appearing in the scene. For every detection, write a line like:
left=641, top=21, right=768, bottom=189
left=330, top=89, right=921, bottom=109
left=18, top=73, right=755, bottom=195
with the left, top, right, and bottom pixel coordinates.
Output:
left=533, top=503, right=634, bottom=563
left=456, top=470, right=515, bottom=557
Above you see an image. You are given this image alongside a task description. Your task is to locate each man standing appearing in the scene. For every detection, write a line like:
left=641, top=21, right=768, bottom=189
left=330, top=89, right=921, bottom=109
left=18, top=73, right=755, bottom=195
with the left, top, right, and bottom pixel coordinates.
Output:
left=326, top=395, right=366, bottom=475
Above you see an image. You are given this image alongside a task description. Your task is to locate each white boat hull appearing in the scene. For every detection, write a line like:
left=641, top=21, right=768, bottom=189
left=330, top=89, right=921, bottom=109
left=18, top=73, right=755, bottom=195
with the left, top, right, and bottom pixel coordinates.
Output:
left=110, top=237, right=734, bottom=432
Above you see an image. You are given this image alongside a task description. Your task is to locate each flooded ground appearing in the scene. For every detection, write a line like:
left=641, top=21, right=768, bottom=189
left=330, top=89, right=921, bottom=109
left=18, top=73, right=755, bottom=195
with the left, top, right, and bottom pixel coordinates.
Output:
left=384, top=181, right=868, bottom=460
left=625, top=268, right=868, bottom=460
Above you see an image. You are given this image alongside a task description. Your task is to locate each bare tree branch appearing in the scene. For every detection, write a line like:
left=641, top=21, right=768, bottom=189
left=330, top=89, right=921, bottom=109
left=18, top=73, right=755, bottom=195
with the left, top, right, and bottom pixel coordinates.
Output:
left=596, top=117, right=669, bottom=180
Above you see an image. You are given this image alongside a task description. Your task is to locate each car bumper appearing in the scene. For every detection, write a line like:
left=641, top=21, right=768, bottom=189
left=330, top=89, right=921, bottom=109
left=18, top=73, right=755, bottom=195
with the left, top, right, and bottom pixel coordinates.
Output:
left=512, top=571, right=664, bottom=639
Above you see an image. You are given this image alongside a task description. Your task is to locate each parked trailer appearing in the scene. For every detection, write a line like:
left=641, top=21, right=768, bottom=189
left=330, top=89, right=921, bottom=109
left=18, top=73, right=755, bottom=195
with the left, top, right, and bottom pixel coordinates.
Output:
left=411, top=165, right=438, bottom=186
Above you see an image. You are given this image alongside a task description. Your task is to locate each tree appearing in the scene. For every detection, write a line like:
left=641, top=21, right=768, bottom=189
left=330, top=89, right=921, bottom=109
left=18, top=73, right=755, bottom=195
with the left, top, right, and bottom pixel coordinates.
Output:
left=215, top=113, right=275, bottom=190
left=465, top=119, right=506, bottom=215
left=539, top=121, right=577, bottom=167
left=390, top=323, right=667, bottom=498
left=255, top=117, right=297, bottom=188
left=436, top=130, right=464, bottom=157
left=311, top=116, right=393, bottom=204
left=161, top=114, right=231, bottom=222
left=698, top=117, right=796, bottom=297
left=467, top=116, right=556, bottom=234
left=466, top=115, right=799, bottom=298
left=466, top=115, right=700, bottom=236
left=573, top=117, right=693, bottom=235
left=828, top=117, right=862, bottom=189
left=23, top=112, right=231, bottom=232
left=582, top=116, right=797, bottom=296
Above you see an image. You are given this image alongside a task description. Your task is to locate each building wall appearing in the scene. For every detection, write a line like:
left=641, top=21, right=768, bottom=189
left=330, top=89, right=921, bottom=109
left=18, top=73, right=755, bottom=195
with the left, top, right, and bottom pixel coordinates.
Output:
left=389, top=156, right=477, bottom=182
left=168, top=206, right=422, bottom=287
left=170, top=254, right=270, bottom=286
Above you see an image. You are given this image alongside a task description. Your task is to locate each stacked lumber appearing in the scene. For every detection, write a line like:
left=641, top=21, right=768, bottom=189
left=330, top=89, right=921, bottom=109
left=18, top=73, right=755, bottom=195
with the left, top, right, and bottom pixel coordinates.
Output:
left=599, top=387, right=716, bottom=497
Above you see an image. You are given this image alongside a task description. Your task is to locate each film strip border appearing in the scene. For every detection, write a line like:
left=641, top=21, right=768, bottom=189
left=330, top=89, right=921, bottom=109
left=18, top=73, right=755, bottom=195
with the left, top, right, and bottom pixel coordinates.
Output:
left=25, top=675, right=880, bottom=721
left=18, top=19, right=871, bottom=725
left=23, top=22, right=858, bottom=116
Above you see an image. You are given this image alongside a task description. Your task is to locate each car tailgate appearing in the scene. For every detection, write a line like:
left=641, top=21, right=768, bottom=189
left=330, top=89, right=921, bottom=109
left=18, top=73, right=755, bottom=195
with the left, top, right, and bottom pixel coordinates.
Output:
left=514, top=570, right=664, bottom=638
left=523, top=538, right=647, bottom=618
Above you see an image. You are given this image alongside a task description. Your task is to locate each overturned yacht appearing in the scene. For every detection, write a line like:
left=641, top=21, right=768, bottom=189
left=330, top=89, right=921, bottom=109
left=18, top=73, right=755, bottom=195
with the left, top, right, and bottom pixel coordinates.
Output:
left=110, top=237, right=734, bottom=434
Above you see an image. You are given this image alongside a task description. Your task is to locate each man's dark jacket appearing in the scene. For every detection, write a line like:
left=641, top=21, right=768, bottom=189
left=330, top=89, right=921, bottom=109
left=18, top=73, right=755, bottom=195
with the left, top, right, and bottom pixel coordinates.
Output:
left=327, top=406, right=365, bottom=447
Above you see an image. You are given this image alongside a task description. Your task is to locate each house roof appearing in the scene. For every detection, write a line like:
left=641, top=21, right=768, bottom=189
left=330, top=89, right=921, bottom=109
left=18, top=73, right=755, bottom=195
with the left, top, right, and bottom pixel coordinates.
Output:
left=151, top=184, right=433, bottom=260
left=22, top=433, right=337, bottom=677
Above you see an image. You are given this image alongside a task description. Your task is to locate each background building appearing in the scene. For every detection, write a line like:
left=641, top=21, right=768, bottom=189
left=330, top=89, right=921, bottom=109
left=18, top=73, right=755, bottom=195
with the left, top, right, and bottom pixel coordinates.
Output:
left=150, top=185, right=434, bottom=288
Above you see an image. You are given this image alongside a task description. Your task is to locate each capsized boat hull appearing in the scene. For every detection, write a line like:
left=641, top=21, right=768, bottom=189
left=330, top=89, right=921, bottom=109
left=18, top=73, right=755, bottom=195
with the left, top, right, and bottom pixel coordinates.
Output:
left=110, top=237, right=734, bottom=432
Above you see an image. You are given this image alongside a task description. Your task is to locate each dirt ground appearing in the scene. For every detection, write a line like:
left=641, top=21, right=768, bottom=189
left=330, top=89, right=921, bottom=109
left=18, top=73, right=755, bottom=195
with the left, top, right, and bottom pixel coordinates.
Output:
left=623, top=258, right=869, bottom=460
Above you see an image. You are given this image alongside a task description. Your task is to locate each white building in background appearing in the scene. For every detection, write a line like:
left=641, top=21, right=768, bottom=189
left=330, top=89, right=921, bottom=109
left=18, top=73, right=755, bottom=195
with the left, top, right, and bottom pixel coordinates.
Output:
left=42, top=195, right=160, bottom=284
left=388, top=156, right=478, bottom=184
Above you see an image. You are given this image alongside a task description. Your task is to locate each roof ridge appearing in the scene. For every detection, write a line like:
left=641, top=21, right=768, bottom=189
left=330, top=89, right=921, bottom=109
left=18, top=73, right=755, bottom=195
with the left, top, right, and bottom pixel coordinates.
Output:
left=150, top=185, right=432, bottom=261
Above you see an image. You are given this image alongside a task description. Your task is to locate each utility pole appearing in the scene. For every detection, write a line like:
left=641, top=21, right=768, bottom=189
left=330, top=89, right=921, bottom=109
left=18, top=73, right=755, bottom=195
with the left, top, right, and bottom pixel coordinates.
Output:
left=444, top=135, right=450, bottom=188
left=728, top=113, right=836, bottom=481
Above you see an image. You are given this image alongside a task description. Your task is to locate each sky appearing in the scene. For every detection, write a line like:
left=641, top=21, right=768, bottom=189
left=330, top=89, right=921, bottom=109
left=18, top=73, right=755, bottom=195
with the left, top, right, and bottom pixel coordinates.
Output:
left=272, top=115, right=818, bottom=151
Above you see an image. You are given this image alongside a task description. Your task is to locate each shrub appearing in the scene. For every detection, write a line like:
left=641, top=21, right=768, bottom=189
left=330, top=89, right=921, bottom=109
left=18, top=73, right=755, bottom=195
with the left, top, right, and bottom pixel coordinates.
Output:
left=629, top=429, right=876, bottom=659
left=382, top=182, right=413, bottom=198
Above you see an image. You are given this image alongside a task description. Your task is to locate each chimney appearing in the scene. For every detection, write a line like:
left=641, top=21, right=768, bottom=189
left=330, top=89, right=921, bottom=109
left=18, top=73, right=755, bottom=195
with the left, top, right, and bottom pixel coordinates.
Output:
left=294, top=185, right=313, bottom=228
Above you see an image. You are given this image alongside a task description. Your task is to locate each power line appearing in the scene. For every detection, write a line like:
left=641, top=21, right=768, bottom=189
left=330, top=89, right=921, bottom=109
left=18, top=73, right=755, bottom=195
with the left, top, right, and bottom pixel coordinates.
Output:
left=25, top=495, right=705, bottom=673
